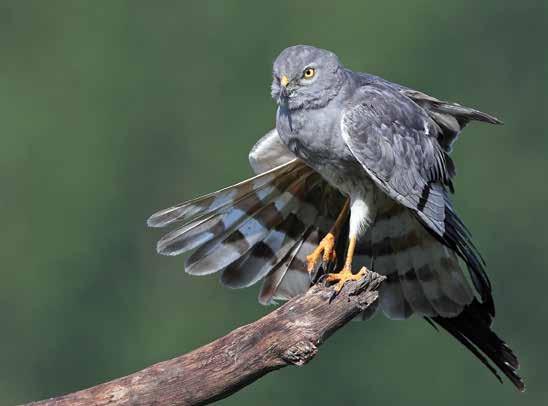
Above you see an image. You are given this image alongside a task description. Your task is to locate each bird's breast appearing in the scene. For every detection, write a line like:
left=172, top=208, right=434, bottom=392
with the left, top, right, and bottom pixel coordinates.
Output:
left=277, top=106, right=354, bottom=170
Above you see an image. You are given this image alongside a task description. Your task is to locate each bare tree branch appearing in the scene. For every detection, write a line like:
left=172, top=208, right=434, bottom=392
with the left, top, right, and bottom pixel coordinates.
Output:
left=25, top=270, right=385, bottom=406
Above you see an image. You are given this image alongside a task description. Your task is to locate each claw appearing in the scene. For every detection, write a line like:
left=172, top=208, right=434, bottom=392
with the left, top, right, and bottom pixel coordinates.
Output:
left=306, top=233, right=336, bottom=274
left=325, top=266, right=368, bottom=295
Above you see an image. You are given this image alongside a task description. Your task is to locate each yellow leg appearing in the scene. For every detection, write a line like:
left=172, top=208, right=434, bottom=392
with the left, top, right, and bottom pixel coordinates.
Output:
left=306, top=199, right=350, bottom=274
left=325, top=235, right=368, bottom=292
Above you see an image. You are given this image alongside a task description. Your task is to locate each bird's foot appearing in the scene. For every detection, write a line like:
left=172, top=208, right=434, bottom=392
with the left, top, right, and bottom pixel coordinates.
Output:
left=306, top=233, right=337, bottom=274
left=325, top=266, right=368, bottom=294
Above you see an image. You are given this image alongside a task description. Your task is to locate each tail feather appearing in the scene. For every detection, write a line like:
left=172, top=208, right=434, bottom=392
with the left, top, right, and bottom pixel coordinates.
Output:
left=357, top=207, right=412, bottom=319
left=374, top=243, right=415, bottom=319
left=357, top=198, right=524, bottom=390
left=396, top=214, right=439, bottom=316
left=369, top=199, right=474, bottom=319
left=436, top=246, right=476, bottom=306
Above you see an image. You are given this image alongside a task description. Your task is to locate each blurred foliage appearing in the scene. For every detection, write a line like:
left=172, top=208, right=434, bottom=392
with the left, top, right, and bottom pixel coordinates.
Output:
left=1, top=1, right=547, bottom=405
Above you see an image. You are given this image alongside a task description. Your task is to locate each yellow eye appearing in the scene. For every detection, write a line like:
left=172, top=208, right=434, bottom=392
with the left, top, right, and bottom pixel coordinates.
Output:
left=303, top=67, right=315, bottom=79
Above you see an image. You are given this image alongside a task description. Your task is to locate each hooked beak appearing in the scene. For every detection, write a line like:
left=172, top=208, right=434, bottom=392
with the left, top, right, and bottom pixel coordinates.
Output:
left=279, top=75, right=290, bottom=100
left=277, top=74, right=293, bottom=131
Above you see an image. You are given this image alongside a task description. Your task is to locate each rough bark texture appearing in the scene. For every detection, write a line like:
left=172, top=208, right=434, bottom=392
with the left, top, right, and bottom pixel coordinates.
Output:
left=26, top=270, right=385, bottom=406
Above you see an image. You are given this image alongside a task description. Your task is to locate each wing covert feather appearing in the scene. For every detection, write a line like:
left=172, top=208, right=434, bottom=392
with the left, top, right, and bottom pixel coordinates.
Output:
left=341, top=85, right=452, bottom=236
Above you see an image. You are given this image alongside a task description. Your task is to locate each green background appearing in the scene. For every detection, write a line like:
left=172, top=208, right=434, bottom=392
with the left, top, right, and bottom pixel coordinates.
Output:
left=1, top=1, right=547, bottom=405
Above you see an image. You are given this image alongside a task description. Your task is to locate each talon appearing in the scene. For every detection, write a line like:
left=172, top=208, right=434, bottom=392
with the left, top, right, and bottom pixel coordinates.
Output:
left=306, top=233, right=336, bottom=274
left=306, top=198, right=349, bottom=276
left=325, top=266, right=368, bottom=293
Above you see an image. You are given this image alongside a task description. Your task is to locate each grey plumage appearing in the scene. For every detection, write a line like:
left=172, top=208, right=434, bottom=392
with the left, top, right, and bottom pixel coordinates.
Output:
left=148, top=45, right=523, bottom=390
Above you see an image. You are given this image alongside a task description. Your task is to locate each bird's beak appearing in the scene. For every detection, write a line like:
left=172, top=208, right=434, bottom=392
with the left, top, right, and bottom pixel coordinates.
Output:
left=279, top=75, right=290, bottom=100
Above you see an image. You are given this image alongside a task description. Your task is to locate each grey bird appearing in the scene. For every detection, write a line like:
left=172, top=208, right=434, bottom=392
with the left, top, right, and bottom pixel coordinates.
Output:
left=148, top=45, right=524, bottom=391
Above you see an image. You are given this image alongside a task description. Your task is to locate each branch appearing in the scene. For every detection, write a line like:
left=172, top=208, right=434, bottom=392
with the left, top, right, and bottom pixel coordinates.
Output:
left=26, top=270, right=385, bottom=406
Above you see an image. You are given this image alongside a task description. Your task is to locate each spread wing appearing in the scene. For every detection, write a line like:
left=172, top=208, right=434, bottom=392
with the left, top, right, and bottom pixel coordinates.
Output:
left=148, top=130, right=346, bottom=305
left=341, top=84, right=493, bottom=316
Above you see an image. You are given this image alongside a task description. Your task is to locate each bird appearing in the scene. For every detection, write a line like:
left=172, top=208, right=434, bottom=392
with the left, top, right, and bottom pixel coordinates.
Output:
left=148, top=45, right=524, bottom=391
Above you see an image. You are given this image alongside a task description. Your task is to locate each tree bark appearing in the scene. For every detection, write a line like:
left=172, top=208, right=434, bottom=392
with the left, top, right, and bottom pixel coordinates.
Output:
left=26, top=270, right=384, bottom=406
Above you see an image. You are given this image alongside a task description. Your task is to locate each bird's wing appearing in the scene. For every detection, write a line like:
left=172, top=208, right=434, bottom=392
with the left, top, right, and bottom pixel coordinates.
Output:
left=340, top=91, right=523, bottom=389
left=352, top=72, right=503, bottom=153
left=341, top=85, right=454, bottom=235
left=341, top=84, right=493, bottom=316
left=248, top=128, right=296, bottom=174
left=400, top=88, right=502, bottom=152
left=148, top=131, right=346, bottom=305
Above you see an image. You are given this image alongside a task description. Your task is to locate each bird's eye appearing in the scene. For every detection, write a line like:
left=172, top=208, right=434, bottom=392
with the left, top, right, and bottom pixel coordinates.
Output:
left=303, top=67, right=315, bottom=79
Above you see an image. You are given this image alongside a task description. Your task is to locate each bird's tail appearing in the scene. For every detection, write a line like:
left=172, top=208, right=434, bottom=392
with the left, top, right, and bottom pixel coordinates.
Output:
left=348, top=198, right=525, bottom=391
left=353, top=198, right=476, bottom=320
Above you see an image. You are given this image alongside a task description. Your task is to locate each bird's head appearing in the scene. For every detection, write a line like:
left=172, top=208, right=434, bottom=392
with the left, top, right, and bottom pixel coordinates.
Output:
left=271, top=45, right=345, bottom=110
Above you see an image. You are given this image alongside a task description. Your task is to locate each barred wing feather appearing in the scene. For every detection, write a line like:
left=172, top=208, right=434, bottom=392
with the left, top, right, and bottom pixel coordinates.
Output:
left=148, top=153, right=345, bottom=301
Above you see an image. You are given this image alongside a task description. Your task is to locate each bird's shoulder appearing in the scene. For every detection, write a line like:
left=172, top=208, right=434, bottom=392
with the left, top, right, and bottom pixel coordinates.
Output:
left=339, top=72, right=456, bottom=194
left=346, top=70, right=502, bottom=153
left=343, top=73, right=435, bottom=135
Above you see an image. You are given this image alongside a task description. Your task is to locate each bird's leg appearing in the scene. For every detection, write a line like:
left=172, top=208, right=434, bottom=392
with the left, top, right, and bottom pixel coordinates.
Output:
left=325, top=235, right=367, bottom=293
left=306, top=198, right=350, bottom=274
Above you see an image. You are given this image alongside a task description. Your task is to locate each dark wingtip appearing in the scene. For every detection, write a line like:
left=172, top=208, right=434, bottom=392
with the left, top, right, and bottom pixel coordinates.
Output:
left=471, top=110, right=503, bottom=125
left=490, top=116, right=504, bottom=125
left=436, top=103, right=503, bottom=125
left=430, top=300, right=525, bottom=392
